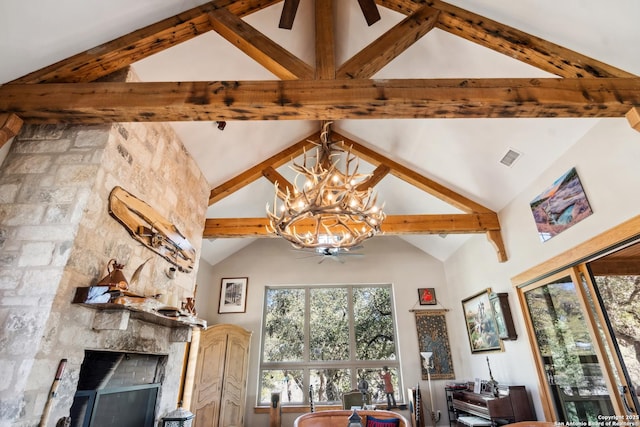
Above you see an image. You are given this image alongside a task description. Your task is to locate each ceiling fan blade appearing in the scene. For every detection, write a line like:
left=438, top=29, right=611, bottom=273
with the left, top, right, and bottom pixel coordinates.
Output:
left=279, top=0, right=300, bottom=29
left=357, top=0, right=381, bottom=26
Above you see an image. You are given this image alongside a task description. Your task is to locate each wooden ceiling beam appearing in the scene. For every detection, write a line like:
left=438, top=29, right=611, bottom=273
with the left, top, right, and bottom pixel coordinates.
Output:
left=0, top=113, right=23, bottom=149
left=335, top=133, right=492, bottom=214
left=262, top=165, right=293, bottom=198
left=208, top=133, right=318, bottom=204
left=356, top=164, right=391, bottom=191
left=487, top=230, right=507, bottom=263
left=203, top=212, right=501, bottom=238
left=9, top=0, right=283, bottom=84
left=208, top=8, right=314, bottom=80
left=378, top=0, right=636, bottom=79
left=626, top=107, right=640, bottom=132
left=337, top=5, right=439, bottom=79
left=3, top=77, right=639, bottom=123
left=315, top=0, right=336, bottom=80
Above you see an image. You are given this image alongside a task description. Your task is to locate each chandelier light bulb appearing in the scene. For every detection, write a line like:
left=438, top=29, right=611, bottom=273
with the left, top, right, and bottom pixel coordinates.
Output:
left=266, top=123, right=385, bottom=250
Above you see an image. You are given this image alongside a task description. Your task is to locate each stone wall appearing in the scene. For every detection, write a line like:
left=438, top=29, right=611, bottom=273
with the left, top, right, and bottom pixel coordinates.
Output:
left=0, top=117, right=209, bottom=426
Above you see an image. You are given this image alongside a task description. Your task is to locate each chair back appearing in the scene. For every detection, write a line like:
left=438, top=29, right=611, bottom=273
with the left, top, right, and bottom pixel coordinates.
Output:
left=293, top=409, right=408, bottom=427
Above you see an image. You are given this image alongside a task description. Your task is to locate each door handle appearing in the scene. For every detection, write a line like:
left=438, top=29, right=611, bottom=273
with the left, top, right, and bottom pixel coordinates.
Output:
left=620, top=385, right=636, bottom=414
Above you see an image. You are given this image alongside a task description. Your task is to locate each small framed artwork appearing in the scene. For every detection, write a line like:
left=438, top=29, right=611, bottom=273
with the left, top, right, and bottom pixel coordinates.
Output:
left=418, top=288, right=437, bottom=305
left=218, top=277, right=248, bottom=314
left=461, top=288, right=503, bottom=353
left=530, top=167, right=593, bottom=242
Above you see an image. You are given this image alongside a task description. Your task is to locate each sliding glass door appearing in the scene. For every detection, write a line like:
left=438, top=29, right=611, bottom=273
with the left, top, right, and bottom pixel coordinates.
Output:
left=588, top=241, right=640, bottom=416
left=519, top=267, right=637, bottom=423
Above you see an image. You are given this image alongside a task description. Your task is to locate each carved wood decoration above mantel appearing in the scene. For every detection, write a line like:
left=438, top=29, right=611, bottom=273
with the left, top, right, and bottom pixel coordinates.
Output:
left=108, top=186, right=196, bottom=272
left=2, top=0, right=638, bottom=263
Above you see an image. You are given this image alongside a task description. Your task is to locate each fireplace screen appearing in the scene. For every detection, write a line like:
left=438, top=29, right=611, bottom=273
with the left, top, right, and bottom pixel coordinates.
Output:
left=69, top=351, right=166, bottom=427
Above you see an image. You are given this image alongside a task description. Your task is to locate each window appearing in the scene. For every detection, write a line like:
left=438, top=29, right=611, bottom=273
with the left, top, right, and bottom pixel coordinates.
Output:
left=259, top=284, right=400, bottom=406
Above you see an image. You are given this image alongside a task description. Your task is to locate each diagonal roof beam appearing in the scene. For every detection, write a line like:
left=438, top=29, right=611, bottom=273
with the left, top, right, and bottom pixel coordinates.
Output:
left=208, top=132, right=318, bottom=205
left=262, top=166, right=294, bottom=199
left=208, top=7, right=314, bottom=80
left=3, top=77, right=638, bottom=123
left=337, top=4, right=439, bottom=79
left=10, top=0, right=283, bottom=84
left=334, top=132, right=491, bottom=214
left=378, top=0, right=636, bottom=78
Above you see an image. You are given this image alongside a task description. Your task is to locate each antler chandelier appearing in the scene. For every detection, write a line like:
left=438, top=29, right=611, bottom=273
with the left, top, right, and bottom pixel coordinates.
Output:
left=266, top=122, right=385, bottom=250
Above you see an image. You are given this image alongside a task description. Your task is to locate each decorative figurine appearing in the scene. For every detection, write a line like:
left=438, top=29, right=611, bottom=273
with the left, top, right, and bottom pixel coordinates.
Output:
left=379, top=366, right=396, bottom=408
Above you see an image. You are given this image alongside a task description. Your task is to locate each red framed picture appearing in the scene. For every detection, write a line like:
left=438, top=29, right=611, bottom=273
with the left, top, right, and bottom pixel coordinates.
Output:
left=418, top=288, right=436, bottom=305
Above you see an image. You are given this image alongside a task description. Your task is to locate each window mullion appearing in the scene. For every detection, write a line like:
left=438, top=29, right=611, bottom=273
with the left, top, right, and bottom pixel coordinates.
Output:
left=347, top=285, right=357, bottom=390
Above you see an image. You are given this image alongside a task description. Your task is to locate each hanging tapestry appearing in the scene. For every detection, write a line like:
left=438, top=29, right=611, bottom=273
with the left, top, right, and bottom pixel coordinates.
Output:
left=415, top=310, right=455, bottom=380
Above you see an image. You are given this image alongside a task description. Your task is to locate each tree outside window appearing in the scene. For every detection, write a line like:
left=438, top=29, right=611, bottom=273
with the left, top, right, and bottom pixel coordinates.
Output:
left=259, top=284, right=401, bottom=406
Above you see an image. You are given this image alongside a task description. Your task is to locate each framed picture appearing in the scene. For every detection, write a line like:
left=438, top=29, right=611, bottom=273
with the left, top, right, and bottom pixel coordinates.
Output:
left=461, top=288, right=503, bottom=353
left=218, top=277, right=248, bottom=313
left=418, top=288, right=437, bottom=305
left=530, top=167, right=593, bottom=242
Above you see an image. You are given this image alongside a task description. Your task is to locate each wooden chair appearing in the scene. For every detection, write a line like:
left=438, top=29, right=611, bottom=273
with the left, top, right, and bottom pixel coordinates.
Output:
left=293, top=409, right=408, bottom=427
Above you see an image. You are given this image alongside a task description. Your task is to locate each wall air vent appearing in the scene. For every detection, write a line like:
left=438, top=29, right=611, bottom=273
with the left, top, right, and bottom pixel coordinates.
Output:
left=500, top=148, right=522, bottom=167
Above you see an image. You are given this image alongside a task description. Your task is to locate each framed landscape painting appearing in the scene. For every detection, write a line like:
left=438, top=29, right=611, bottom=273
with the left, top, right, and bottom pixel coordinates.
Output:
left=462, top=289, right=503, bottom=353
left=530, top=167, right=593, bottom=242
left=218, top=277, right=248, bottom=313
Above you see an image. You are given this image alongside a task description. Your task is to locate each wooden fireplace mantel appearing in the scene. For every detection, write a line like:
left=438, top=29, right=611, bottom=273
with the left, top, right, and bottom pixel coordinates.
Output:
left=73, top=286, right=207, bottom=331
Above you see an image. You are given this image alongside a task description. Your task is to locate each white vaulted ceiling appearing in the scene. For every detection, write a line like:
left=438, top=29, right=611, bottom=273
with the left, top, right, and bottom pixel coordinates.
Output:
left=1, top=1, right=639, bottom=265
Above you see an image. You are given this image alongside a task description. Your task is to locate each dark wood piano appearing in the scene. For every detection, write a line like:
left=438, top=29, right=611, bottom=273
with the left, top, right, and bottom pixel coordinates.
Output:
left=448, top=381, right=535, bottom=426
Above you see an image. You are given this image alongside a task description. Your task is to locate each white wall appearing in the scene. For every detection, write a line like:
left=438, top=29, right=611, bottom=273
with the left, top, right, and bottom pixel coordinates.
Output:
left=196, top=235, right=450, bottom=426
left=444, top=117, right=640, bottom=419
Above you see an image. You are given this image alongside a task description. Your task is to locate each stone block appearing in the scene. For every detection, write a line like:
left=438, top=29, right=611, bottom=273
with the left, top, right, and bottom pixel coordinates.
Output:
left=0, top=360, right=15, bottom=391
left=0, top=184, right=19, bottom=203
left=13, top=139, right=71, bottom=154
left=0, top=204, right=45, bottom=226
left=74, top=128, right=110, bottom=148
left=92, top=310, right=130, bottom=330
left=16, top=225, right=75, bottom=241
left=20, top=269, right=63, bottom=296
left=54, top=164, right=100, bottom=186
left=0, top=269, right=22, bottom=290
left=170, top=327, right=192, bottom=343
left=17, top=124, right=65, bottom=140
left=3, top=154, right=52, bottom=175
left=18, top=242, right=55, bottom=267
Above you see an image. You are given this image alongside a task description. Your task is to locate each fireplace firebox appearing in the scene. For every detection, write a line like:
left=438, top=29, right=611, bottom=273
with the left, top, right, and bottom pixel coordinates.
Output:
left=69, top=350, right=167, bottom=427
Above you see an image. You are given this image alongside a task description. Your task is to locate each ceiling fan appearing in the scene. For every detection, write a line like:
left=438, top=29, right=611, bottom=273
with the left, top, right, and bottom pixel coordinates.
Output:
left=279, top=0, right=380, bottom=29
left=295, top=246, right=365, bottom=264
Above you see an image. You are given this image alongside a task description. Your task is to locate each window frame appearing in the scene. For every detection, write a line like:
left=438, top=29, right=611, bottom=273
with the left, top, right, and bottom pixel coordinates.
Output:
left=258, top=283, right=401, bottom=407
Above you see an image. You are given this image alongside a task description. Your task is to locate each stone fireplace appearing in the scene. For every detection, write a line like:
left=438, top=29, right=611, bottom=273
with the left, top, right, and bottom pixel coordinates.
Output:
left=0, top=92, right=209, bottom=426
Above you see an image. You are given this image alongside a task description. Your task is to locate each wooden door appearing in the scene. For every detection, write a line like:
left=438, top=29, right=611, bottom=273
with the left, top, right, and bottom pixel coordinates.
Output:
left=219, top=332, right=251, bottom=427
left=192, top=327, right=228, bottom=427
left=190, top=324, right=251, bottom=427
